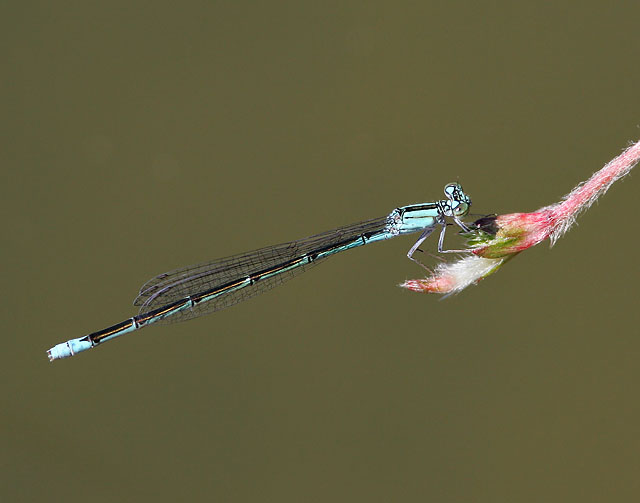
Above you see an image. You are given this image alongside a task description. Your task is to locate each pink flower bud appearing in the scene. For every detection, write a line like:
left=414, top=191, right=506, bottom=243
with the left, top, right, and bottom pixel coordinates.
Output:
left=401, top=140, right=640, bottom=294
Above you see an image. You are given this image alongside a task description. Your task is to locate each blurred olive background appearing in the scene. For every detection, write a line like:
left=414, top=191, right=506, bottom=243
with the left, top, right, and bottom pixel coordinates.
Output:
left=2, top=2, right=639, bottom=502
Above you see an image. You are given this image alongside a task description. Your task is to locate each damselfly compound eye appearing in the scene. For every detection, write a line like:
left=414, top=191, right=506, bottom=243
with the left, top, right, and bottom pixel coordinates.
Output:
left=454, top=202, right=470, bottom=217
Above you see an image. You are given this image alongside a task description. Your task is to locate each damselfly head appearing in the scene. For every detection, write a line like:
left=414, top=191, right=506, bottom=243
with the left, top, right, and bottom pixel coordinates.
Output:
left=443, top=183, right=471, bottom=217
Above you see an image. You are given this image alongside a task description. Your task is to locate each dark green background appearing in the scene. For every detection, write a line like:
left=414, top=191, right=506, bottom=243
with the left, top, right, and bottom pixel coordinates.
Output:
left=3, top=2, right=639, bottom=501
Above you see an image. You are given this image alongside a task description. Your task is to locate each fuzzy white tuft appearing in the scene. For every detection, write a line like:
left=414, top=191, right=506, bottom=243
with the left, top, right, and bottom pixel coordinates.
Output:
left=435, top=255, right=504, bottom=295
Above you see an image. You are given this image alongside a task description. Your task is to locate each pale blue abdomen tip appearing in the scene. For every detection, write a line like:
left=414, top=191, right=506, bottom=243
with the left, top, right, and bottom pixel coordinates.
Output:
left=47, top=337, right=94, bottom=361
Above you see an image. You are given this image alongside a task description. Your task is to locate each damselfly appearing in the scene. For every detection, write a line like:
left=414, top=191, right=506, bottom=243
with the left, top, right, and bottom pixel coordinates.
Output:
left=47, top=183, right=472, bottom=360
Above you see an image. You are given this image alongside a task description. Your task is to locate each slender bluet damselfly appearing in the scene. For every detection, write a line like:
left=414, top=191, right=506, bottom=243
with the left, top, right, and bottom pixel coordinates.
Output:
left=47, top=183, right=472, bottom=361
